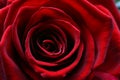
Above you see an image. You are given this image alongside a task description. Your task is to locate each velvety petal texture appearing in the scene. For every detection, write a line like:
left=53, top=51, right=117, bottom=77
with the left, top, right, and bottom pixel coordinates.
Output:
left=0, top=0, right=120, bottom=80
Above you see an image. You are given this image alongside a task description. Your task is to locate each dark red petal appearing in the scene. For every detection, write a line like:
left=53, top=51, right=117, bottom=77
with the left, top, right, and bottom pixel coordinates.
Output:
left=0, top=5, right=9, bottom=40
left=0, top=26, right=27, bottom=80
left=30, top=43, right=83, bottom=78
left=88, top=71, right=119, bottom=80
left=88, top=0, right=120, bottom=29
left=93, top=5, right=120, bottom=77
left=67, top=27, right=95, bottom=80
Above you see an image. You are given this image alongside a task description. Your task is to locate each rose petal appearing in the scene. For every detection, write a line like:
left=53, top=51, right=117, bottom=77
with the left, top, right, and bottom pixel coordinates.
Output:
left=31, top=43, right=84, bottom=78
left=66, top=27, right=95, bottom=80
left=0, top=25, right=27, bottom=80
left=88, top=71, right=119, bottom=80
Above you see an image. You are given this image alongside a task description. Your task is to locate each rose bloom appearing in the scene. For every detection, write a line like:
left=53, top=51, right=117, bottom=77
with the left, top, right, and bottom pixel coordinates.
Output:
left=0, top=0, right=120, bottom=80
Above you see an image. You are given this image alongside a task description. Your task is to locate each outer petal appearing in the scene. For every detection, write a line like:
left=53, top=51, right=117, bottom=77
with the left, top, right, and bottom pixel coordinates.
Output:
left=88, top=0, right=120, bottom=29
left=87, top=71, right=119, bottom=80
left=0, top=5, right=9, bottom=40
left=93, top=4, right=120, bottom=79
left=0, top=0, right=6, bottom=8
left=0, top=26, right=27, bottom=80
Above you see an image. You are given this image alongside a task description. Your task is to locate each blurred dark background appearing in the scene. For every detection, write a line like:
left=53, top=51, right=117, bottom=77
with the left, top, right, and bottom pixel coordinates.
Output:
left=115, top=0, right=120, bottom=9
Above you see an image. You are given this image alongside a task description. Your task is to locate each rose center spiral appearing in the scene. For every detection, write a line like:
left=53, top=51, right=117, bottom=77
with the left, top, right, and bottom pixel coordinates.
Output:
left=42, top=39, right=57, bottom=52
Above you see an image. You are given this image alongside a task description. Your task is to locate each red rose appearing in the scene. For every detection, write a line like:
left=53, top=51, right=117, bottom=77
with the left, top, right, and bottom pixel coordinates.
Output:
left=0, top=0, right=120, bottom=80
